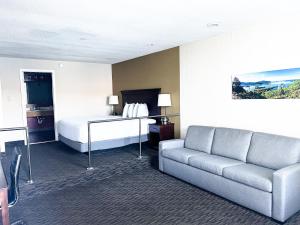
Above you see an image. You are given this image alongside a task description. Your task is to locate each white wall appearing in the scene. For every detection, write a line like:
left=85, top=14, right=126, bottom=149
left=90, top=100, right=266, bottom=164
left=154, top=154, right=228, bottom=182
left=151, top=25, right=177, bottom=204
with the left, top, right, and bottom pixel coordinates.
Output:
left=0, top=57, right=112, bottom=142
left=180, top=20, right=300, bottom=138
left=0, top=80, right=5, bottom=152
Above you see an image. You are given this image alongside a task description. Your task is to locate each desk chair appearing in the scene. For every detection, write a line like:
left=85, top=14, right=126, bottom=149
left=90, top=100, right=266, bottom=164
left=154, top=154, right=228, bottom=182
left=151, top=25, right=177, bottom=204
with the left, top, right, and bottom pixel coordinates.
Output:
left=7, top=152, right=22, bottom=208
left=1, top=148, right=23, bottom=225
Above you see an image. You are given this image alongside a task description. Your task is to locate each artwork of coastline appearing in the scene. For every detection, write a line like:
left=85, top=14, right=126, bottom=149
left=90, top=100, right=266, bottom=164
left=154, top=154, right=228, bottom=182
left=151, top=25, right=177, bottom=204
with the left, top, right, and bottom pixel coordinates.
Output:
left=232, top=67, right=300, bottom=99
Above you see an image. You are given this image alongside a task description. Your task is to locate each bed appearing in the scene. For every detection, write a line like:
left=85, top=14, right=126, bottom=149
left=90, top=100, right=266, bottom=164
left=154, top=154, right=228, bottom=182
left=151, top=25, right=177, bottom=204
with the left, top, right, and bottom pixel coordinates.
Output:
left=58, top=88, right=161, bottom=152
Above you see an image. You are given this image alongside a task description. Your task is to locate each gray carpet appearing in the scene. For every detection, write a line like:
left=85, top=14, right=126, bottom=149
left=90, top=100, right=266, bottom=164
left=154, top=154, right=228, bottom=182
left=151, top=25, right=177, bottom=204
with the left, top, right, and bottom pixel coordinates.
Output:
left=2, top=142, right=300, bottom=225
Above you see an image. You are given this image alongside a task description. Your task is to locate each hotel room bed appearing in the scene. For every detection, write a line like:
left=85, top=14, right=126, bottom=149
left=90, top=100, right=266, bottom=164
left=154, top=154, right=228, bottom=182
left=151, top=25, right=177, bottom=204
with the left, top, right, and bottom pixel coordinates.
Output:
left=58, top=116, right=156, bottom=152
left=58, top=88, right=161, bottom=152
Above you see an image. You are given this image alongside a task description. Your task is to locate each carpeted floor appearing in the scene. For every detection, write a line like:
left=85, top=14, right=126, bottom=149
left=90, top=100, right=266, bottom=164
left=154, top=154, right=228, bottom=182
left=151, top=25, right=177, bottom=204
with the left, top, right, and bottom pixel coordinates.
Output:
left=2, top=142, right=300, bottom=225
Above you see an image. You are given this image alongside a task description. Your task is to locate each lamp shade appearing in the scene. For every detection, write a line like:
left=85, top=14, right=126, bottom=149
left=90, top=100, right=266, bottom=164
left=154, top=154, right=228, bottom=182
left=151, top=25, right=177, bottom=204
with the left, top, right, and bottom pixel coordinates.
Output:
left=158, top=94, right=172, bottom=107
left=108, top=95, right=119, bottom=105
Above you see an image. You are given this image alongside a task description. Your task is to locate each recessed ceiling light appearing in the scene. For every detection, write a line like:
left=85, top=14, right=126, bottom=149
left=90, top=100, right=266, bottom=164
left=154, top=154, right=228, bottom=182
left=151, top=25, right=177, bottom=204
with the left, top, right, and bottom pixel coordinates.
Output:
left=207, top=23, right=219, bottom=28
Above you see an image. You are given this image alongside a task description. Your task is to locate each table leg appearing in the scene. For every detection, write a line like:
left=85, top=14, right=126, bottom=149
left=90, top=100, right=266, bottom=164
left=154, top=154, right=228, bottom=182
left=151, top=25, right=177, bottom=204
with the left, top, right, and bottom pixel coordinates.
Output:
left=0, top=188, right=10, bottom=225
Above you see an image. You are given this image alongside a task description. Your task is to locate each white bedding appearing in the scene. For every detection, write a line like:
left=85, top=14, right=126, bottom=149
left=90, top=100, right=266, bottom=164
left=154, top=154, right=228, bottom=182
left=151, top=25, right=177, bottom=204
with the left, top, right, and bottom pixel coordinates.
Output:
left=57, top=116, right=156, bottom=143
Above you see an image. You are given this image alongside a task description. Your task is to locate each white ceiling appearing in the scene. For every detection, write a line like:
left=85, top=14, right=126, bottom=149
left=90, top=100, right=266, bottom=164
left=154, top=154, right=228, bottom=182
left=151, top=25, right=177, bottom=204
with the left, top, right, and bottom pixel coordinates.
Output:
left=0, top=0, right=299, bottom=64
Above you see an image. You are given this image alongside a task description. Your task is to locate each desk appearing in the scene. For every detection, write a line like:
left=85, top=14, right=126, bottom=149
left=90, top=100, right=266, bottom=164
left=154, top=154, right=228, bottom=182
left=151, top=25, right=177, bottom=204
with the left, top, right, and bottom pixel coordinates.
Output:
left=0, top=162, right=9, bottom=225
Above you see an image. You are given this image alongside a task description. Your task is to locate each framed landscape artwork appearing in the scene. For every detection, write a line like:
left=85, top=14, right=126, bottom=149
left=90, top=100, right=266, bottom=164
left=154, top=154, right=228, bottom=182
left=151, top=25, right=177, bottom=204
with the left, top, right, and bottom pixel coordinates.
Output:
left=232, top=67, right=300, bottom=99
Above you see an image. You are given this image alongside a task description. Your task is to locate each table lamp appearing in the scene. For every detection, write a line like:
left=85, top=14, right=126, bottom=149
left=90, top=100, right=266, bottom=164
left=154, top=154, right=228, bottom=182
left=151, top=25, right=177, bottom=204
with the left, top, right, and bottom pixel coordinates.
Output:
left=108, top=95, right=119, bottom=115
left=158, top=93, right=172, bottom=124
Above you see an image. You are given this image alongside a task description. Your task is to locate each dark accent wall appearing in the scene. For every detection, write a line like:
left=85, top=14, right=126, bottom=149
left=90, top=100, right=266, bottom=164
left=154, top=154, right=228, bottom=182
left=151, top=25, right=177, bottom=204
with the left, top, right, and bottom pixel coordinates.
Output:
left=112, top=47, right=180, bottom=137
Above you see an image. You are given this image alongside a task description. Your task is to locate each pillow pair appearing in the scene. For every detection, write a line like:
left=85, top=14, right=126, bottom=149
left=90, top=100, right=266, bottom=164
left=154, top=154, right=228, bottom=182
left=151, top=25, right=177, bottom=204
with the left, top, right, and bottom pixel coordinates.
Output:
left=136, top=104, right=149, bottom=117
left=122, top=103, right=149, bottom=118
left=129, top=103, right=138, bottom=118
left=122, top=103, right=134, bottom=118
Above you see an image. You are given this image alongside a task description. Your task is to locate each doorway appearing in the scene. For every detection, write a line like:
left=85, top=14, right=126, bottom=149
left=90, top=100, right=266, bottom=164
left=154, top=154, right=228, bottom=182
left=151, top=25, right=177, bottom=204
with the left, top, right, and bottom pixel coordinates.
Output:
left=21, top=71, right=56, bottom=144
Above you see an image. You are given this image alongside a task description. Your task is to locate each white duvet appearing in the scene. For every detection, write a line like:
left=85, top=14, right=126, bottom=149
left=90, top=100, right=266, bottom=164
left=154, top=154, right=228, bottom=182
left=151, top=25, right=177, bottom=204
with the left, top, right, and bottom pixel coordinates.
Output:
left=57, top=116, right=156, bottom=143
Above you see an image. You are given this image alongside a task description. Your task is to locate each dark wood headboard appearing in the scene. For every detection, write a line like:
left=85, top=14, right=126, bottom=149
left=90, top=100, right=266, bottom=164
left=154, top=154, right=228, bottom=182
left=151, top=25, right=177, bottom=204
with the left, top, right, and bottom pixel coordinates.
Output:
left=121, top=88, right=161, bottom=116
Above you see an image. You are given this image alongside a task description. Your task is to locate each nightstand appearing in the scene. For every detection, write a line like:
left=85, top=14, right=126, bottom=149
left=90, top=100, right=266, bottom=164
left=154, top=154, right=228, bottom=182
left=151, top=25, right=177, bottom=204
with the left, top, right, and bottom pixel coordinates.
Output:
left=149, top=123, right=175, bottom=149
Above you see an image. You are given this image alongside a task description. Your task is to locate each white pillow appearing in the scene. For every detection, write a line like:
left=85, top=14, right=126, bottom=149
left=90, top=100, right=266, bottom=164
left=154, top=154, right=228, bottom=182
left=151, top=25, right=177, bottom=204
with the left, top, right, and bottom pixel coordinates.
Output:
left=132, top=103, right=139, bottom=117
left=143, top=104, right=149, bottom=117
left=127, top=104, right=135, bottom=118
left=137, top=104, right=149, bottom=117
left=136, top=104, right=143, bottom=117
left=122, top=103, right=129, bottom=118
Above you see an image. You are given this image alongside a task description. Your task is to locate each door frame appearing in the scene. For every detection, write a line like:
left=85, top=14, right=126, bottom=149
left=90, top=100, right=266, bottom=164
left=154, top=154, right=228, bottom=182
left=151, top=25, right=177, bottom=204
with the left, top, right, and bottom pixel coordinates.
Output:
left=20, top=69, right=58, bottom=141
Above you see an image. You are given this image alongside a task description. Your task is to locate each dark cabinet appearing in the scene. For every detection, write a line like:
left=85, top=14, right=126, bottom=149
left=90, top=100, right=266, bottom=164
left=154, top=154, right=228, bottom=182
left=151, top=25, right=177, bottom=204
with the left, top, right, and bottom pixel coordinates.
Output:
left=27, top=116, right=54, bottom=132
left=149, top=123, right=175, bottom=149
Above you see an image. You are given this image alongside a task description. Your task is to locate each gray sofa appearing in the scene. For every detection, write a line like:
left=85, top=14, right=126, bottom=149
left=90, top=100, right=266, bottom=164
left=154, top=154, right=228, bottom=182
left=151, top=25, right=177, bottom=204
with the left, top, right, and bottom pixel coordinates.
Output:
left=159, top=126, right=300, bottom=222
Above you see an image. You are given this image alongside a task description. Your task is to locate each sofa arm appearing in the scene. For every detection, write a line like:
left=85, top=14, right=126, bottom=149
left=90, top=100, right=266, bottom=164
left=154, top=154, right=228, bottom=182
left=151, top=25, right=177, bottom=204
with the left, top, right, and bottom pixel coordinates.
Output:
left=159, top=139, right=185, bottom=151
left=273, top=163, right=300, bottom=222
left=159, top=139, right=184, bottom=172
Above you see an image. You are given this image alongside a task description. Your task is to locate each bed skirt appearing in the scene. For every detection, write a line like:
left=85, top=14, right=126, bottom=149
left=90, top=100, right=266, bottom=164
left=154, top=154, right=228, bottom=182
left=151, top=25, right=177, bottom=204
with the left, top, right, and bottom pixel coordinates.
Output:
left=59, top=134, right=149, bottom=153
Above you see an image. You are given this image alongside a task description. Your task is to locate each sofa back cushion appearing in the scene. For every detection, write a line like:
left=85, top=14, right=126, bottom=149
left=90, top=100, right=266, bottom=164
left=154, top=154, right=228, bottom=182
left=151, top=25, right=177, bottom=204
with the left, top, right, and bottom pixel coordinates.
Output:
left=185, top=126, right=215, bottom=153
left=211, top=128, right=253, bottom=162
left=247, top=132, right=300, bottom=170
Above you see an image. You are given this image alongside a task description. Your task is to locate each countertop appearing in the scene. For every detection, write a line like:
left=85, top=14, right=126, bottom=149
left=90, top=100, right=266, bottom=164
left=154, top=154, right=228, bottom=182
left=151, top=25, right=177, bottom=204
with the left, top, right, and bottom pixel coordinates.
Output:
left=27, top=110, right=54, bottom=117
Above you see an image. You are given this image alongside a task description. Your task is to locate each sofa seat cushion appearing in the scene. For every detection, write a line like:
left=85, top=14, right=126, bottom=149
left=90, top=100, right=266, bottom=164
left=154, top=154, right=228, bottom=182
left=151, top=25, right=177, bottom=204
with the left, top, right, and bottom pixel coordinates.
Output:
left=161, top=148, right=205, bottom=164
left=188, top=154, right=244, bottom=176
left=223, top=164, right=274, bottom=192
